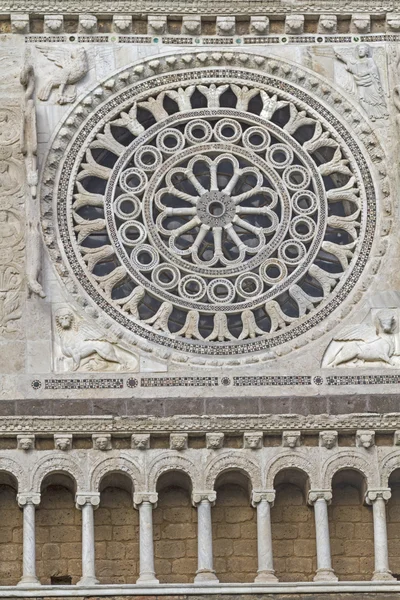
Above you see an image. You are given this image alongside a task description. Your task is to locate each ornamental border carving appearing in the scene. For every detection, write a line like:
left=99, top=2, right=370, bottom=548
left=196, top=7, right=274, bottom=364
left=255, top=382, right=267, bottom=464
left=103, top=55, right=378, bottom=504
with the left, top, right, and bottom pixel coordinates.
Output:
left=146, top=453, right=201, bottom=491
left=320, top=450, right=379, bottom=489
left=265, top=452, right=319, bottom=489
left=204, top=451, right=262, bottom=490
left=0, top=456, right=27, bottom=491
left=40, top=49, right=389, bottom=365
left=30, top=453, right=87, bottom=492
left=379, top=450, right=400, bottom=487
left=90, top=454, right=143, bottom=492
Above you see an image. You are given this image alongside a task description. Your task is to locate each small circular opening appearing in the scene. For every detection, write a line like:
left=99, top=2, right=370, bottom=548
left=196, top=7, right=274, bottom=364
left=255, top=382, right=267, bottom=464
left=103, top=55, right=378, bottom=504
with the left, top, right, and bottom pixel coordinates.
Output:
left=142, top=152, right=156, bottom=165
left=193, top=127, right=205, bottom=139
left=266, top=265, right=281, bottom=279
left=286, top=245, right=300, bottom=259
left=137, top=251, right=152, bottom=265
left=164, top=135, right=178, bottom=148
left=273, top=150, right=287, bottom=163
left=126, top=174, right=140, bottom=188
left=222, top=126, right=235, bottom=138
left=249, top=133, right=263, bottom=146
left=185, top=281, right=200, bottom=296
left=208, top=201, right=225, bottom=217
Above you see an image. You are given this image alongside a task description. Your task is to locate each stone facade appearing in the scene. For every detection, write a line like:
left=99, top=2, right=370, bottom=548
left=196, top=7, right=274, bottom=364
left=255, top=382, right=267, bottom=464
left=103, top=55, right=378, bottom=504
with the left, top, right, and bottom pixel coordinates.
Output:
left=1, top=0, right=400, bottom=597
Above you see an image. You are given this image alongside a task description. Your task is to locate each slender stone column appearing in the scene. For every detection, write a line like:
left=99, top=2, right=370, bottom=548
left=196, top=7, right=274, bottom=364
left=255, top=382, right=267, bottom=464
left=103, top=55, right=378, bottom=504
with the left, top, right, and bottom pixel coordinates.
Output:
left=76, top=493, right=100, bottom=586
left=366, top=489, right=395, bottom=581
left=308, top=490, right=338, bottom=582
left=17, top=493, right=41, bottom=587
left=134, top=492, right=159, bottom=585
left=192, top=491, right=218, bottom=582
left=252, top=491, right=278, bottom=583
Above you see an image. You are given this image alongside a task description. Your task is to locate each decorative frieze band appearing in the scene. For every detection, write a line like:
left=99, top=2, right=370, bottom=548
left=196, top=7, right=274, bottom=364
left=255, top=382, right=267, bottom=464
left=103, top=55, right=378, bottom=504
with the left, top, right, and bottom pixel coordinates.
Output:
left=4, top=11, right=400, bottom=35
left=2, top=415, right=400, bottom=435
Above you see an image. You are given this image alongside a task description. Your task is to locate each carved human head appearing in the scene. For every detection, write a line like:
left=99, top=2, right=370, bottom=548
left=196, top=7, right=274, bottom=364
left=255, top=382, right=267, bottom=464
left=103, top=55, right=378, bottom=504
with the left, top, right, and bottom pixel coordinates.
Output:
left=244, top=432, right=263, bottom=449
left=132, top=434, right=150, bottom=450
left=95, top=436, right=111, bottom=451
left=0, top=162, right=9, bottom=174
left=357, top=43, right=370, bottom=58
left=55, top=308, right=74, bottom=330
left=320, top=431, right=338, bottom=449
left=0, top=211, right=7, bottom=222
left=206, top=433, right=224, bottom=450
left=170, top=434, right=188, bottom=451
left=282, top=431, right=301, bottom=449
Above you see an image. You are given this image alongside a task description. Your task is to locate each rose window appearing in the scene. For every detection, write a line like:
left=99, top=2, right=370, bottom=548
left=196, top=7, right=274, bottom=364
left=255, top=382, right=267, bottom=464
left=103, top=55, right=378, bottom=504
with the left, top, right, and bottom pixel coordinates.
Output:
left=44, top=59, right=374, bottom=359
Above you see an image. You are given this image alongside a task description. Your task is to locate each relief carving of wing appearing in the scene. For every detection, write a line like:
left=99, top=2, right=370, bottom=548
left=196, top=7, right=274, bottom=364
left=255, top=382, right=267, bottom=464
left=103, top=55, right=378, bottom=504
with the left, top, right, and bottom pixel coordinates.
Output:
left=333, top=323, right=378, bottom=343
left=78, top=322, right=108, bottom=342
left=36, top=46, right=66, bottom=68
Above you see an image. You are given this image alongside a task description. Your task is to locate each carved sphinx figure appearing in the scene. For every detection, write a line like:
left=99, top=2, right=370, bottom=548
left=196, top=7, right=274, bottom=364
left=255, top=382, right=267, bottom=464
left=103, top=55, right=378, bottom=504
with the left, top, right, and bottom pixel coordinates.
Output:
left=54, top=307, right=137, bottom=372
left=323, top=311, right=397, bottom=367
left=335, top=44, right=388, bottom=120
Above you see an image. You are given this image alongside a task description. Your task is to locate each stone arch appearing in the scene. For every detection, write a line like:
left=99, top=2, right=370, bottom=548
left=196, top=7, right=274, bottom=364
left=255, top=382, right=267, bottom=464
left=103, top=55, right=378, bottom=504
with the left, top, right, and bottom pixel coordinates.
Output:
left=321, top=450, right=379, bottom=490
left=0, top=456, right=27, bottom=492
left=90, top=455, right=143, bottom=493
left=205, top=451, right=262, bottom=491
left=147, top=454, right=200, bottom=492
left=31, top=453, right=87, bottom=493
left=265, top=452, right=318, bottom=490
left=380, top=450, right=400, bottom=488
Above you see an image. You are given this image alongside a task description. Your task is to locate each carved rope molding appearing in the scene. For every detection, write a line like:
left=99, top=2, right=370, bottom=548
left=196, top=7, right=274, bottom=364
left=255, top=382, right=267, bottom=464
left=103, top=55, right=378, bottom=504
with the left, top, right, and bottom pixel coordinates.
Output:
left=0, top=446, right=399, bottom=493
left=40, top=49, right=390, bottom=366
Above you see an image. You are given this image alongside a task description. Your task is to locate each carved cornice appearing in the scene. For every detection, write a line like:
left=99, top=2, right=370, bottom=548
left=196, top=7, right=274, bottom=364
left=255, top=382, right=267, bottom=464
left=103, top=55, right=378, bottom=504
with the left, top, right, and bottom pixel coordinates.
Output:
left=0, top=1, right=397, bottom=14
left=0, top=414, right=400, bottom=434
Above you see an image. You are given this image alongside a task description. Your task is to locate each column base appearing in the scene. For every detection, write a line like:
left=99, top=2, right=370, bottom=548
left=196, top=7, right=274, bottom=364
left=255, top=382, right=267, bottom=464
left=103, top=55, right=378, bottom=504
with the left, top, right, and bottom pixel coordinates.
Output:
left=372, top=570, right=395, bottom=582
left=194, top=569, right=219, bottom=583
left=17, top=576, right=41, bottom=587
left=77, top=576, right=99, bottom=586
left=313, top=568, right=338, bottom=582
left=136, top=573, right=160, bottom=585
left=255, top=570, right=279, bottom=583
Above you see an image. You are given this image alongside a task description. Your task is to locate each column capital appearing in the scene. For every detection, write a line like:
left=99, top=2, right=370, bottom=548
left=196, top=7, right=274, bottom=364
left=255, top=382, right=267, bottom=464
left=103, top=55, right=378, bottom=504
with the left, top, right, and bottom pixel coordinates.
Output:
left=251, top=489, right=275, bottom=507
left=134, top=492, right=158, bottom=509
left=17, top=493, right=41, bottom=507
left=308, top=489, right=332, bottom=505
left=365, top=488, right=392, bottom=504
left=192, top=490, right=216, bottom=506
left=75, top=492, right=100, bottom=509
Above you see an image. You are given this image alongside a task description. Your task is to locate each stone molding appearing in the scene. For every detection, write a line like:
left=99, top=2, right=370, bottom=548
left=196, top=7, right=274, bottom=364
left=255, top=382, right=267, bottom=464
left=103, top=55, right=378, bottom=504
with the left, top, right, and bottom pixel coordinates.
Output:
left=1, top=3, right=399, bottom=17
left=2, top=414, right=400, bottom=434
